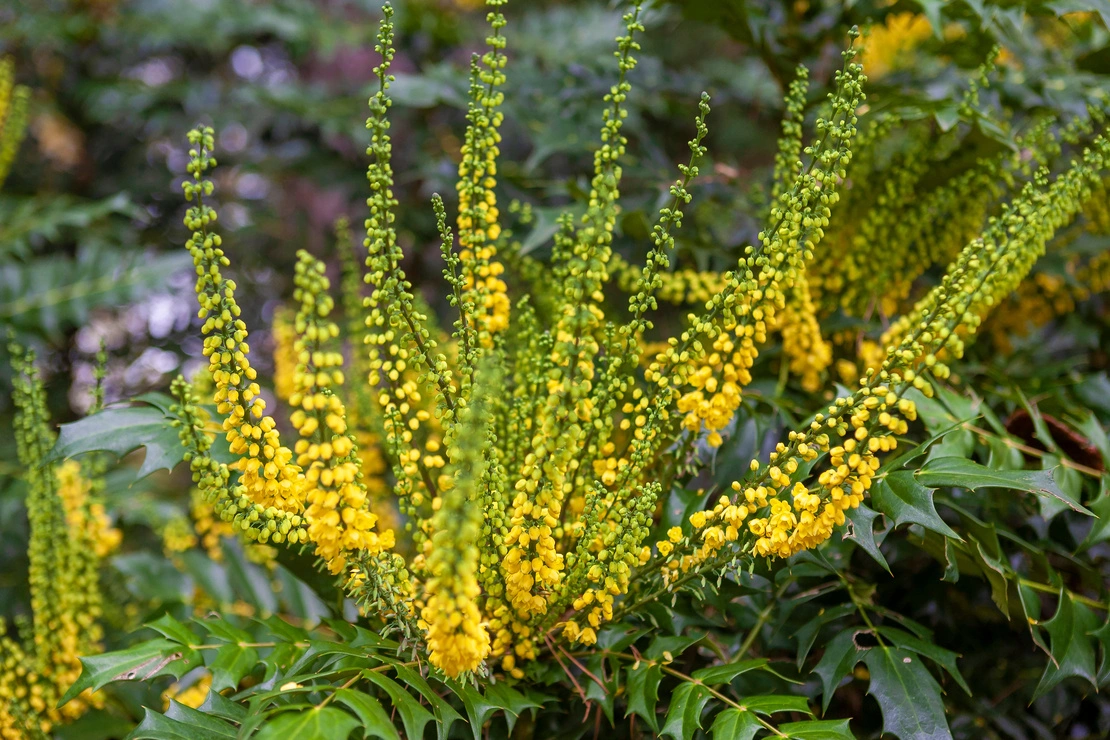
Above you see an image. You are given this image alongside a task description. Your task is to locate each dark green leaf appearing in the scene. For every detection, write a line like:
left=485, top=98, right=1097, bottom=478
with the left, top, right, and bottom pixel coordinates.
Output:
left=48, top=404, right=183, bottom=480
left=198, top=688, right=247, bottom=723
left=813, top=629, right=864, bottom=713
left=1032, top=590, right=1098, bottom=699
left=195, top=617, right=253, bottom=644
left=453, top=683, right=502, bottom=740
left=645, top=633, right=704, bottom=661
left=742, top=695, right=812, bottom=715
left=916, top=457, right=1091, bottom=515
left=1090, top=618, right=1110, bottom=686
left=876, top=627, right=970, bottom=695
left=125, top=708, right=222, bottom=740
left=364, top=671, right=434, bottom=740
left=164, top=701, right=237, bottom=738
left=60, top=639, right=201, bottom=706
left=843, top=504, right=890, bottom=573
left=709, top=708, right=760, bottom=740
left=146, top=613, right=201, bottom=646
left=392, top=664, right=464, bottom=740
left=779, top=718, right=855, bottom=739
left=872, top=473, right=961, bottom=539
left=942, top=538, right=960, bottom=584
left=793, top=604, right=855, bottom=669
left=1079, top=478, right=1110, bottom=551
left=334, top=689, right=400, bottom=740
left=691, top=658, right=768, bottom=685
left=660, top=681, right=712, bottom=740
left=863, top=647, right=953, bottom=740
left=969, top=537, right=1011, bottom=614
left=208, top=643, right=258, bottom=693
left=254, top=707, right=358, bottom=740
left=626, top=662, right=664, bottom=732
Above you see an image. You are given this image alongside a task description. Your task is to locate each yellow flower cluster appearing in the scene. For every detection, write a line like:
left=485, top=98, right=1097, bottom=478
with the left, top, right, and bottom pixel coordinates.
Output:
left=163, top=672, right=211, bottom=710
left=861, top=13, right=932, bottom=80
left=160, top=0, right=1110, bottom=688
left=676, top=330, right=758, bottom=447
left=0, top=57, right=29, bottom=190
left=289, top=250, right=393, bottom=573
left=271, top=307, right=298, bottom=402
left=57, top=460, right=121, bottom=559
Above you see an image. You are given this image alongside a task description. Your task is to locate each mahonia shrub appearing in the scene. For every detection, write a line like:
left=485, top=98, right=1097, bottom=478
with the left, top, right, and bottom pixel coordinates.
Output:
left=4, top=2, right=1110, bottom=738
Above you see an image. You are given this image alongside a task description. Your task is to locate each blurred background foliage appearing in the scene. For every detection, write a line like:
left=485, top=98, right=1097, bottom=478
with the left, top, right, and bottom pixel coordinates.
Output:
left=2, top=1, right=1110, bottom=738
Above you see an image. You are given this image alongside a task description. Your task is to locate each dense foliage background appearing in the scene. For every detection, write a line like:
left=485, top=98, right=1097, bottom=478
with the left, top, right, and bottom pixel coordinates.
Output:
left=3, top=1, right=1110, bottom=739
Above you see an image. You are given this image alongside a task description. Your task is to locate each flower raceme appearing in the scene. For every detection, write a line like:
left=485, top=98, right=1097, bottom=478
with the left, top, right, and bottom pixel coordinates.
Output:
left=169, top=0, right=1109, bottom=683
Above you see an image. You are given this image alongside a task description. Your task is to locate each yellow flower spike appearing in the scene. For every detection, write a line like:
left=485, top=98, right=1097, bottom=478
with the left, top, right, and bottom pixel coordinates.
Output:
left=289, top=249, right=393, bottom=574
left=181, top=126, right=304, bottom=514
left=4, top=344, right=107, bottom=736
left=421, top=361, right=501, bottom=677
left=271, top=307, right=298, bottom=402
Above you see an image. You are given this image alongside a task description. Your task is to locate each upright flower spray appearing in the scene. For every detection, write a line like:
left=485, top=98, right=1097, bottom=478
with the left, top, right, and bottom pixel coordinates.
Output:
left=169, top=0, right=1109, bottom=682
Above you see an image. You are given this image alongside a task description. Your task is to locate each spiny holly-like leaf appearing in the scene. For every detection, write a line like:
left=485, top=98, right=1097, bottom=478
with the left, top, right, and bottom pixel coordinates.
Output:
left=164, top=701, right=237, bottom=738
left=916, top=457, right=1091, bottom=515
left=584, top=654, right=617, bottom=725
left=124, top=706, right=230, bottom=740
left=709, top=707, right=761, bottom=740
left=333, top=689, right=399, bottom=740
left=645, top=633, right=705, bottom=660
left=872, top=472, right=961, bottom=539
left=254, top=707, right=358, bottom=740
left=1091, top=618, right=1110, bottom=686
left=691, top=658, right=768, bottom=686
left=453, top=684, right=503, bottom=740
left=392, top=664, right=464, bottom=740
left=742, top=695, right=812, bottom=715
left=208, top=643, right=259, bottom=693
left=47, top=401, right=183, bottom=480
left=60, top=639, right=201, bottom=706
left=198, top=689, right=247, bottom=723
left=483, top=682, right=544, bottom=733
left=626, top=662, right=664, bottom=732
left=813, top=629, right=864, bottom=713
left=969, top=537, right=1011, bottom=614
left=364, top=671, right=434, bottom=740
left=842, top=504, right=891, bottom=573
left=876, top=627, right=970, bottom=695
left=779, top=718, right=856, bottom=738
left=1080, top=478, right=1110, bottom=551
left=146, top=613, right=201, bottom=646
left=793, top=604, right=855, bottom=669
left=862, top=647, right=953, bottom=740
left=1032, top=590, right=1099, bottom=699
left=660, top=681, right=712, bottom=740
